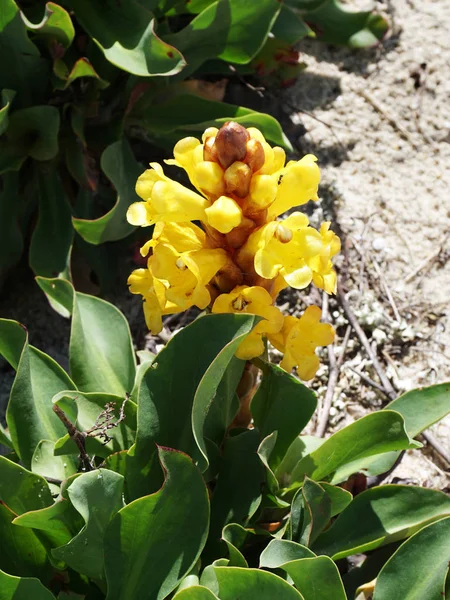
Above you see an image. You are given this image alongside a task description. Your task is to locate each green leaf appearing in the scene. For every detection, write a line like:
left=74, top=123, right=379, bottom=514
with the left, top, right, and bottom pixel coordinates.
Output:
left=72, top=139, right=142, bottom=244
left=0, top=319, right=76, bottom=467
left=0, top=171, right=24, bottom=276
left=0, top=570, right=56, bottom=600
left=319, top=483, right=352, bottom=517
left=332, top=382, right=450, bottom=483
left=6, top=106, right=59, bottom=160
left=260, top=539, right=315, bottom=568
left=31, top=439, right=77, bottom=483
left=280, top=556, right=347, bottom=600
left=0, top=503, right=50, bottom=579
left=373, top=517, right=450, bottom=600
left=66, top=0, right=185, bottom=76
left=212, top=567, right=305, bottom=599
left=52, top=469, right=124, bottom=580
left=271, top=5, right=313, bottom=44
left=104, top=447, right=210, bottom=600
left=303, top=0, right=388, bottom=48
left=290, top=478, right=331, bottom=546
left=130, top=314, right=256, bottom=497
left=288, top=411, right=420, bottom=487
left=174, top=587, right=219, bottom=599
left=130, top=93, right=292, bottom=150
left=0, top=89, right=16, bottom=135
left=275, top=436, right=324, bottom=488
left=60, top=58, right=109, bottom=89
left=0, top=456, right=53, bottom=514
left=312, top=485, right=450, bottom=560
left=20, top=2, right=75, bottom=48
left=29, top=165, right=73, bottom=281
left=39, top=279, right=136, bottom=395
left=206, top=430, right=265, bottom=556
left=221, top=524, right=257, bottom=568
left=252, top=362, right=317, bottom=472
left=166, top=0, right=281, bottom=73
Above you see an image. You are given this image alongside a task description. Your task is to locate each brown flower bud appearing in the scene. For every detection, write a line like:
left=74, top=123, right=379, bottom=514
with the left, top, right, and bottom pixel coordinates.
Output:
left=224, top=161, right=252, bottom=198
left=244, top=138, right=265, bottom=172
left=214, top=121, right=250, bottom=168
left=203, top=136, right=219, bottom=163
left=274, top=224, right=293, bottom=244
left=225, top=217, right=256, bottom=249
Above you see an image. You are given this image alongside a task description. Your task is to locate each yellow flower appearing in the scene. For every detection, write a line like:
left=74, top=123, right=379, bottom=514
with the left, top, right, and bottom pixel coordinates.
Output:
left=128, top=163, right=210, bottom=226
left=268, top=306, right=335, bottom=379
left=205, top=196, right=243, bottom=234
left=127, top=268, right=176, bottom=334
left=237, top=212, right=333, bottom=290
left=268, top=154, right=320, bottom=219
left=309, top=222, right=341, bottom=294
left=212, top=286, right=283, bottom=360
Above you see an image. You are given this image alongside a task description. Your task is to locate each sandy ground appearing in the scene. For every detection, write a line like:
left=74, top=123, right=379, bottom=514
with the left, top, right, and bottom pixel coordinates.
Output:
left=285, top=0, right=450, bottom=488
left=1, top=0, right=449, bottom=483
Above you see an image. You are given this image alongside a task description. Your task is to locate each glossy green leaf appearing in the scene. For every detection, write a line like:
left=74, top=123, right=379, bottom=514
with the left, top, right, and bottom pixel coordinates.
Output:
left=29, top=165, right=73, bottom=282
left=312, top=485, right=450, bottom=560
left=212, top=567, right=304, bottom=599
left=31, top=439, right=77, bottom=483
left=271, top=5, right=313, bottom=44
left=276, top=436, right=324, bottom=488
left=0, top=319, right=76, bottom=467
left=0, top=89, right=15, bottom=135
left=252, top=362, right=316, bottom=472
left=167, top=0, right=280, bottom=73
left=20, top=2, right=75, bottom=48
left=221, top=524, right=257, bottom=568
left=104, top=448, right=210, bottom=600
left=0, top=503, right=49, bottom=579
left=130, top=93, right=292, bottom=150
left=332, top=382, right=450, bottom=483
left=280, top=557, right=347, bottom=600
left=53, top=469, right=124, bottom=579
left=260, top=539, right=315, bottom=568
left=174, top=587, right=219, bottom=599
left=288, top=412, right=420, bottom=486
left=290, top=478, right=331, bottom=546
left=66, top=0, right=185, bottom=76
left=6, top=106, right=59, bottom=160
left=61, top=58, right=109, bottom=89
left=0, top=172, right=23, bottom=276
left=373, top=517, right=450, bottom=600
left=0, top=456, right=53, bottom=515
left=303, top=0, right=388, bottom=48
left=0, top=570, right=56, bottom=600
left=207, top=430, right=265, bottom=556
left=130, top=314, right=256, bottom=497
left=319, top=483, right=352, bottom=517
left=72, top=139, right=142, bottom=244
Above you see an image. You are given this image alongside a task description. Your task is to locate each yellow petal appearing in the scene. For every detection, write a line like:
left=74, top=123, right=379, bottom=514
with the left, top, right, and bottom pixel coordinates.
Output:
left=235, top=332, right=265, bottom=360
left=205, top=196, right=243, bottom=233
left=195, top=160, right=225, bottom=197
left=127, top=202, right=152, bottom=227
left=296, top=354, right=320, bottom=380
left=248, top=174, right=278, bottom=210
left=283, top=263, right=313, bottom=289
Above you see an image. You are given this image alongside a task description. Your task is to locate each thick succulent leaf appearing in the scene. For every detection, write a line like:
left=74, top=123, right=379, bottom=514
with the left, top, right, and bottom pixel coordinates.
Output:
left=29, top=165, right=73, bottom=282
left=0, top=570, right=56, bottom=600
left=0, top=0, right=49, bottom=106
left=130, top=93, right=292, bottom=150
left=206, top=430, right=265, bottom=557
left=52, top=469, right=124, bottom=580
left=31, top=439, right=77, bottom=483
left=290, top=478, right=331, bottom=546
left=312, top=485, right=450, bottom=560
left=72, top=139, right=142, bottom=244
left=0, top=171, right=23, bottom=276
left=252, top=361, right=316, bottom=472
left=65, top=0, right=185, bottom=76
left=166, top=0, right=281, bottom=73
left=303, top=0, right=388, bottom=47
left=271, top=5, right=313, bottom=44
left=0, top=502, right=50, bottom=579
left=130, top=314, right=256, bottom=498
left=0, top=319, right=76, bottom=467
left=275, top=436, right=324, bottom=487
left=280, top=557, right=347, bottom=600
left=319, top=483, right=352, bottom=517
left=288, top=411, right=420, bottom=487
left=211, top=567, right=305, bottom=599
left=174, top=587, right=219, bottom=599
left=221, top=524, right=262, bottom=568
left=6, top=106, right=59, bottom=160
left=104, top=448, right=210, bottom=600
left=56, top=57, right=109, bottom=89
left=20, top=2, right=75, bottom=48
left=260, top=539, right=315, bottom=568
left=332, top=382, right=450, bottom=483
left=373, top=517, right=450, bottom=600
left=0, top=456, right=53, bottom=517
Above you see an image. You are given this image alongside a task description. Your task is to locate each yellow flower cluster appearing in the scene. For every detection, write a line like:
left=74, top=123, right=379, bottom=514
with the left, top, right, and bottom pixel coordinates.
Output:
left=127, top=122, right=340, bottom=380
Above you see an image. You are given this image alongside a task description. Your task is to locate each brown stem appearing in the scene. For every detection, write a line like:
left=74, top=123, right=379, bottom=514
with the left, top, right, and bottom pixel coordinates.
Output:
left=53, top=404, right=93, bottom=472
left=229, top=362, right=259, bottom=429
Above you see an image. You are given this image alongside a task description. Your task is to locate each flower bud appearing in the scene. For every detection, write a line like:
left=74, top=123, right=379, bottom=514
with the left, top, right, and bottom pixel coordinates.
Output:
left=245, top=138, right=265, bottom=172
left=214, top=121, right=250, bottom=169
left=224, top=161, right=252, bottom=198
left=203, top=136, right=220, bottom=163
left=274, top=224, right=293, bottom=244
